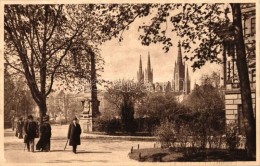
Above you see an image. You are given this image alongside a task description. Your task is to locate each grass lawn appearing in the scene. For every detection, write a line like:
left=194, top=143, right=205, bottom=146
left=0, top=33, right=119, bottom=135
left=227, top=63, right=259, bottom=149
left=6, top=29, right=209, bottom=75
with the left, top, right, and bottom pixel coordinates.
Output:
left=128, top=148, right=255, bottom=162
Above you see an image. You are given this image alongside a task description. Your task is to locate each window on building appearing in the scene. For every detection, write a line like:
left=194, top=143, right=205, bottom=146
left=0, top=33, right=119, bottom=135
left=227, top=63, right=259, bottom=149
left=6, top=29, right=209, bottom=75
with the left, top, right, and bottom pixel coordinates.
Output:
left=251, top=17, right=255, bottom=34
left=252, top=69, right=256, bottom=82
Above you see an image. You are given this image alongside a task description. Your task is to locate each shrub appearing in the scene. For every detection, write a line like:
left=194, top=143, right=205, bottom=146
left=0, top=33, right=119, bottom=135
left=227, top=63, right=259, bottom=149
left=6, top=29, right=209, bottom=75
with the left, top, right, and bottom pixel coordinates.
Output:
left=225, top=122, right=240, bottom=151
left=106, top=118, right=121, bottom=134
left=94, top=117, right=121, bottom=134
left=154, top=120, right=176, bottom=148
left=135, top=117, right=160, bottom=133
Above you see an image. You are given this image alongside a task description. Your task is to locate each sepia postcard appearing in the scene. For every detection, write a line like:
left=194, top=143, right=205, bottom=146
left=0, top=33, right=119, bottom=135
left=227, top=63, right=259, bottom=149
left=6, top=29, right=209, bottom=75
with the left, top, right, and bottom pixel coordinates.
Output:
left=0, top=0, right=259, bottom=166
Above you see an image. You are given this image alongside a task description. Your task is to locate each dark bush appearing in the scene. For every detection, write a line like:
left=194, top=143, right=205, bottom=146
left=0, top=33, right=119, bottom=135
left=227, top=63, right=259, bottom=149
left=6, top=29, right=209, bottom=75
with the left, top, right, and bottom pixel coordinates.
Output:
left=225, top=122, right=240, bottom=151
left=94, top=117, right=121, bottom=134
left=135, top=117, right=160, bottom=133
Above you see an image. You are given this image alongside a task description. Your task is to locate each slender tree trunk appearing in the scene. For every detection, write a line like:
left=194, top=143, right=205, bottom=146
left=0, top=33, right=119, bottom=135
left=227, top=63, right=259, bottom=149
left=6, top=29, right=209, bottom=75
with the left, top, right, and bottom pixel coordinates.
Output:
left=231, top=4, right=256, bottom=158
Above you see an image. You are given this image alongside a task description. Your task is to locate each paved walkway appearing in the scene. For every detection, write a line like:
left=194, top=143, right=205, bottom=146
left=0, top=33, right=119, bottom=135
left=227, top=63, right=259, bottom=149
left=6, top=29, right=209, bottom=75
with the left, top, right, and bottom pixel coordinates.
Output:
left=4, top=124, right=156, bottom=164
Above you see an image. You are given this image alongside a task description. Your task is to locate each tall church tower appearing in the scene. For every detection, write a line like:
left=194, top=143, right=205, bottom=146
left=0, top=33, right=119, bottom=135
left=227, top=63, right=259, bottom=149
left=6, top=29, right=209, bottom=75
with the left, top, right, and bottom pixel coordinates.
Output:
left=173, top=41, right=188, bottom=93
left=184, top=67, right=191, bottom=94
left=137, top=55, right=144, bottom=83
left=145, top=52, right=153, bottom=84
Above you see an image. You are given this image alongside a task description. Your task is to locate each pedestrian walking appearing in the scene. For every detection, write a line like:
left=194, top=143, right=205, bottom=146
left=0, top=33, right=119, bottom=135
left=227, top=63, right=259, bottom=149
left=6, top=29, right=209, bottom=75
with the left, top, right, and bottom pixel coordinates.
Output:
left=23, top=115, right=38, bottom=152
left=16, top=117, right=24, bottom=139
left=36, top=115, right=52, bottom=152
left=67, top=117, right=81, bottom=154
left=14, top=117, right=18, bottom=137
left=11, top=115, right=15, bottom=131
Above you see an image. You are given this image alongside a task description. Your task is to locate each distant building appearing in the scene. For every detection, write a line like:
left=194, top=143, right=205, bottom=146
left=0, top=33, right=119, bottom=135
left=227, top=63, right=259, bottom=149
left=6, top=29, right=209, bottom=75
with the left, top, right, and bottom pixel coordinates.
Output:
left=137, top=53, right=153, bottom=85
left=155, top=81, right=172, bottom=93
left=173, top=41, right=191, bottom=94
left=144, top=52, right=153, bottom=84
left=136, top=42, right=191, bottom=96
left=137, top=52, right=155, bottom=92
left=220, top=4, right=256, bottom=133
left=137, top=55, right=144, bottom=83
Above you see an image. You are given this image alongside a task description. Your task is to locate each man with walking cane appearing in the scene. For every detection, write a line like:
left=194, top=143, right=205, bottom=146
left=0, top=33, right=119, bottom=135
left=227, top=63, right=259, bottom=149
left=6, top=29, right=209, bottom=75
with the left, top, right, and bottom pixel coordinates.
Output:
left=67, top=117, right=81, bottom=154
left=64, top=139, right=68, bottom=150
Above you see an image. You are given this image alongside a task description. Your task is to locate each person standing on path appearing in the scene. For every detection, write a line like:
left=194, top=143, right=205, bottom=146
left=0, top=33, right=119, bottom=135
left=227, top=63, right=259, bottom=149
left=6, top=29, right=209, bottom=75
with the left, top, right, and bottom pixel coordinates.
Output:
left=67, top=117, right=81, bottom=154
left=23, top=115, right=38, bottom=152
left=16, top=117, right=24, bottom=139
left=36, top=115, right=52, bottom=152
left=11, top=115, right=15, bottom=131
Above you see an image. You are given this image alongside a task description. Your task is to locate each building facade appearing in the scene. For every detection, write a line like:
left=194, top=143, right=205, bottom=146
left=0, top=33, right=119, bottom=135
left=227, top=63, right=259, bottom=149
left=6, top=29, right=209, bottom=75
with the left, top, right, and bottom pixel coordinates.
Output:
left=222, top=4, right=256, bottom=133
left=137, top=43, right=191, bottom=95
left=172, top=41, right=191, bottom=94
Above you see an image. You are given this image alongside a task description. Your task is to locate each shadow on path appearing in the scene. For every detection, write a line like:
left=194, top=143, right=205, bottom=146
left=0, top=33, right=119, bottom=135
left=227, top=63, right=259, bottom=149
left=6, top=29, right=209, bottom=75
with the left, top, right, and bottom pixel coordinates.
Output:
left=77, top=151, right=112, bottom=154
left=50, top=150, right=112, bottom=154
left=47, top=159, right=108, bottom=163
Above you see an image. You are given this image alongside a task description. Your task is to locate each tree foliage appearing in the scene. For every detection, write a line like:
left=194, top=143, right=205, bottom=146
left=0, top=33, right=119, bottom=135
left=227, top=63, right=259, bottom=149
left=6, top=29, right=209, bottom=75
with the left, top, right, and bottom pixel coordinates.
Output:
left=132, top=3, right=255, bottom=158
left=154, top=120, right=176, bottom=148
left=105, top=80, right=146, bottom=133
left=136, top=93, right=179, bottom=121
left=154, top=89, right=225, bottom=150
left=4, top=69, right=36, bottom=122
left=183, top=84, right=224, bottom=113
left=4, top=4, right=150, bottom=121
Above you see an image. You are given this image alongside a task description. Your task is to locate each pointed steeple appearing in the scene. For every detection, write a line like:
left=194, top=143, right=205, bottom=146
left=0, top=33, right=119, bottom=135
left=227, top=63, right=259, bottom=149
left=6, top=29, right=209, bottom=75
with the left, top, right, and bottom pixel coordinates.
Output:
left=177, top=41, right=183, bottom=65
left=186, top=67, right=190, bottom=81
left=147, top=52, right=151, bottom=72
left=137, top=55, right=144, bottom=83
left=139, top=55, right=142, bottom=71
left=184, top=67, right=191, bottom=94
left=145, top=52, right=153, bottom=84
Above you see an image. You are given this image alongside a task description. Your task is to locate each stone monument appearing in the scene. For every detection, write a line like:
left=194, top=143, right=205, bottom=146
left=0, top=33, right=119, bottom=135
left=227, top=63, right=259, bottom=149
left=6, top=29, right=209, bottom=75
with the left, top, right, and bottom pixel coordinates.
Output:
left=79, top=99, right=93, bottom=133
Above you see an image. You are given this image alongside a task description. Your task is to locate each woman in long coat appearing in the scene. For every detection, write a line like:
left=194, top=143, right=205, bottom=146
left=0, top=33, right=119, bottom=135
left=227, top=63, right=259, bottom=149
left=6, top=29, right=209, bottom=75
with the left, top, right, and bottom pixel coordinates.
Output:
left=67, top=117, right=81, bottom=154
left=36, top=115, right=51, bottom=152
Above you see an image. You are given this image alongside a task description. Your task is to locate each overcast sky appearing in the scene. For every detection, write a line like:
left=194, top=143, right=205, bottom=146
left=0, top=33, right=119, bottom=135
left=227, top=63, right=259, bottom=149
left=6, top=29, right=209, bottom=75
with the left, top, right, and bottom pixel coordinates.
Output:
left=99, top=15, right=222, bottom=90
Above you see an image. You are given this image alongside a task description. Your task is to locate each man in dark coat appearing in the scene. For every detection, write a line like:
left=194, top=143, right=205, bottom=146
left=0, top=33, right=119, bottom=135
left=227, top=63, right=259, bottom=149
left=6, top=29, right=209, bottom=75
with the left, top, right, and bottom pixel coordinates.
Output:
left=24, top=115, right=38, bottom=152
left=67, top=117, right=81, bottom=154
left=36, top=115, right=52, bottom=152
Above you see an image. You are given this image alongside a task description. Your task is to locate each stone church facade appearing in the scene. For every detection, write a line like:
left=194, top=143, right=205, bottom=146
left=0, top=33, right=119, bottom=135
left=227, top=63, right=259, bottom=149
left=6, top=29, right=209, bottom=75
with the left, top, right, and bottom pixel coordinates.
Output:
left=137, top=42, right=191, bottom=95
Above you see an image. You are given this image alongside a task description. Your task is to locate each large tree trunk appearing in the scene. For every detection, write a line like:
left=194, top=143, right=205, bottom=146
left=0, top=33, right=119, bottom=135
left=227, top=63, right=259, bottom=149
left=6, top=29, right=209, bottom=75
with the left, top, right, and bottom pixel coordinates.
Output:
left=121, top=98, right=135, bottom=133
left=231, top=4, right=256, bottom=158
left=38, top=98, right=47, bottom=123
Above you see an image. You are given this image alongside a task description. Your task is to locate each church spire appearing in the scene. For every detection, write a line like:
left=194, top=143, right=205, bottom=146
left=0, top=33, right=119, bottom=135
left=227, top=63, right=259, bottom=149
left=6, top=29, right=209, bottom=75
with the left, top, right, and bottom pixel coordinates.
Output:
left=186, top=67, right=190, bottom=80
left=139, top=55, right=142, bottom=71
left=173, top=41, right=188, bottom=93
left=147, top=52, right=151, bottom=72
left=177, top=41, right=183, bottom=65
left=137, top=55, right=144, bottom=83
left=145, top=52, right=153, bottom=84
left=184, top=67, right=191, bottom=94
